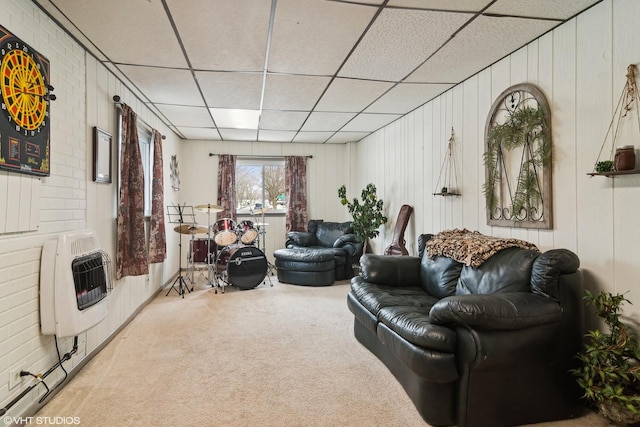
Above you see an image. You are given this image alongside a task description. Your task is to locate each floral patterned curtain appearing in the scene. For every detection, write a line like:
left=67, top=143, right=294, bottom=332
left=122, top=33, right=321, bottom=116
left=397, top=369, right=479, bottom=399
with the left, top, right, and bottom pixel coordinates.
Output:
left=216, top=154, right=237, bottom=220
left=116, top=104, right=148, bottom=279
left=285, top=156, right=308, bottom=232
left=148, top=130, right=166, bottom=263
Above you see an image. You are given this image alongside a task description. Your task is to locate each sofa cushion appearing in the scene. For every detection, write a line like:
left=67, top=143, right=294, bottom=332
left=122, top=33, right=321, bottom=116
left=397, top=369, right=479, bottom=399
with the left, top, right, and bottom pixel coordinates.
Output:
left=315, top=222, right=352, bottom=247
left=420, top=255, right=462, bottom=298
left=377, top=306, right=457, bottom=352
left=429, top=293, right=563, bottom=330
left=350, top=281, right=437, bottom=317
left=456, top=247, right=539, bottom=295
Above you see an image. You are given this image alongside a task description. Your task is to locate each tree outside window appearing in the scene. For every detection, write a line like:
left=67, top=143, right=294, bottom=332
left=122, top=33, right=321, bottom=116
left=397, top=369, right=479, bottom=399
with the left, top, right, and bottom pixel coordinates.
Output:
left=236, top=159, right=285, bottom=215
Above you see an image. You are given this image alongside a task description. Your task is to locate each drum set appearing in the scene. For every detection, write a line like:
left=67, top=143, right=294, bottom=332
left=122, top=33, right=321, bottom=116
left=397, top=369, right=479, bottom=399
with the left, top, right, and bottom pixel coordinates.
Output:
left=170, top=203, right=272, bottom=295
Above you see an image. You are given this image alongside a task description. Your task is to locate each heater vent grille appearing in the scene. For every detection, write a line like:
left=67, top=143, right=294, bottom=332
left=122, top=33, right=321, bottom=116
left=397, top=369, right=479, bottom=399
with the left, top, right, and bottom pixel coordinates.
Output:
left=72, top=250, right=112, bottom=310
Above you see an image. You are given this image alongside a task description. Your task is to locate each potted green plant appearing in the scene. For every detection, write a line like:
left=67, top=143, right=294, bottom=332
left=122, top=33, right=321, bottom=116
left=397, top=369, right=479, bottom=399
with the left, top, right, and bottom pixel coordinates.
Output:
left=338, top=183, right=387, bottom=253
left=570, top=290, right=640, bottom=425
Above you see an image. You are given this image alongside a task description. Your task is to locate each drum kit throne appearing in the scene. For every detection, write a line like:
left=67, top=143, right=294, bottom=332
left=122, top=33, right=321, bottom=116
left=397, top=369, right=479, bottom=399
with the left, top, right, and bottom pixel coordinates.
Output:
left=166, top=203, right=272, bottom=297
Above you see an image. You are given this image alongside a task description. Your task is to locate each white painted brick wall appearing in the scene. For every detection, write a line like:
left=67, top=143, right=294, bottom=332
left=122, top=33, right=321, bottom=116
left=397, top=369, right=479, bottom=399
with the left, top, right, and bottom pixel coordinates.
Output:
left=0, top=1, right=173, bottom=422
left=0, top=0, right=88, bottom=419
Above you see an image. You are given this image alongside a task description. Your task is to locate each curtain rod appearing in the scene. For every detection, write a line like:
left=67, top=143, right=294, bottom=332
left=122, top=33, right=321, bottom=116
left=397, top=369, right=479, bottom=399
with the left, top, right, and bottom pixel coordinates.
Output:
left=113, top=95, right=166, bottom=140
left=209, top=153, right=313, bottom=159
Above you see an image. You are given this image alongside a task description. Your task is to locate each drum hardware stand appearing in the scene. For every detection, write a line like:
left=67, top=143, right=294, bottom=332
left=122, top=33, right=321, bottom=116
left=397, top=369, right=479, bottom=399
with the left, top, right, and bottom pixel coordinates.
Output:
left=194, top=203, right=225, bottom=294
left=166, top=203, right=196, bottom=298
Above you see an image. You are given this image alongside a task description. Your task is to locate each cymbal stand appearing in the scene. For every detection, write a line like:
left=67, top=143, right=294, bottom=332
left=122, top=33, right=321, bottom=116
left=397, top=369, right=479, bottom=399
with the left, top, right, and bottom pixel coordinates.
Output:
left=186, top=232, right=196, bottom=285
left=256, top=220, right=277, bottom=278
left=166, top=203, right=196, bottom=298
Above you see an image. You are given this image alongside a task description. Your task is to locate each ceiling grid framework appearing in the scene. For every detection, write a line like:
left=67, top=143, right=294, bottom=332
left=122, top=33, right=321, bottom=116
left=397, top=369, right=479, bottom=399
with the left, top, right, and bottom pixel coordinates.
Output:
left=34, top=0, right=603, bottom=143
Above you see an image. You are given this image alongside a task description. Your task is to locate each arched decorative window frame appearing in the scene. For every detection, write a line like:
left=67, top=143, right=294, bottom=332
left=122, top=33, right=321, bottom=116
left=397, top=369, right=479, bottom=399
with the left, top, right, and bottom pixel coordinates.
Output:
left=484, top=83, right=553, bottom=230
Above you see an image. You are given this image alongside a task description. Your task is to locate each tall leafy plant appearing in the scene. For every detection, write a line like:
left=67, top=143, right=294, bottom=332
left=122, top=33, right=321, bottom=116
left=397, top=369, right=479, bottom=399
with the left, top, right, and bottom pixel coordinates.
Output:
left=338, top=183, right=387, bottom=244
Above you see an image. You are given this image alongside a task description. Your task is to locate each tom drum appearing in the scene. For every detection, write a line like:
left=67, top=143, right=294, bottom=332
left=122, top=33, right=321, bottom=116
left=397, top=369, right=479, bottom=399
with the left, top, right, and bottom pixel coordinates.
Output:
left=213, top=218, right=237, bottom=246
left=236, top=220, right=259, bottom=245
left=216, top=245, right=267, bottom=290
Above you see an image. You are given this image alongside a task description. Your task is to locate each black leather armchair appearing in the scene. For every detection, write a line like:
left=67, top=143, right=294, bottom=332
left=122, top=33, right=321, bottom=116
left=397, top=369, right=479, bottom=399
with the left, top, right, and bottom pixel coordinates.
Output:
left=285, top=220, right=363, bottom=280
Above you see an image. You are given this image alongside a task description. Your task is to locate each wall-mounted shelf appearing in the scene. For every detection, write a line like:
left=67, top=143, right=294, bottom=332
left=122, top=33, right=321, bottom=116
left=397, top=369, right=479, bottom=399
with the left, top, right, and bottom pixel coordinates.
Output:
left=587, top=170, right=640, bottom=178
left=434, top=128, right=461, bottom=197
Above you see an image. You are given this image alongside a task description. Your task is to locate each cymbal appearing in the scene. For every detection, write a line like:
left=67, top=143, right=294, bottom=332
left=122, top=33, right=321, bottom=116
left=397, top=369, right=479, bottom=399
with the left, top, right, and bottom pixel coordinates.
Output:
left=194, top=203, right=224, bottom=213
left=174, top=224, right=208, bottom=235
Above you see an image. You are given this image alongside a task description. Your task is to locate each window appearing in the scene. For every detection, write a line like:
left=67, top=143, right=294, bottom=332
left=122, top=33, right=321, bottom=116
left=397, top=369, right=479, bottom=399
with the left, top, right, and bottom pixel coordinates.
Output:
left=116, top=109, right=154, bottom=218
left=137, top=125, right=153, bottom=217
left=236, top=158, right=285, bottom=215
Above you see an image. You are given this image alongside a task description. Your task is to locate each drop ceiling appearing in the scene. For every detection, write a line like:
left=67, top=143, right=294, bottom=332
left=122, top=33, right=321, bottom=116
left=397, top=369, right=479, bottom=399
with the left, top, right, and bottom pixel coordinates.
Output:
left=34, top=0, right=602, bottom=143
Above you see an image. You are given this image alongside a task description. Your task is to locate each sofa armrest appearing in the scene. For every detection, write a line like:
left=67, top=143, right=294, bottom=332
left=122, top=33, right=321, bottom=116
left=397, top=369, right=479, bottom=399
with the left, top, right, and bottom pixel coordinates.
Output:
left=429, top=293, right=562, bottom=330
left=359, top=254, right=421, bottom=287
left=334, top=233, right=363, bottom=258
left=285, top=231, right=317, bottom=248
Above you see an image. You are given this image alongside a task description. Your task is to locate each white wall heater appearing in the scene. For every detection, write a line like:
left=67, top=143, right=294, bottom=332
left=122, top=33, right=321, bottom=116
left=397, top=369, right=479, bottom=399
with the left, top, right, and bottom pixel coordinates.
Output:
left=40, top=230, right=112, bottom=338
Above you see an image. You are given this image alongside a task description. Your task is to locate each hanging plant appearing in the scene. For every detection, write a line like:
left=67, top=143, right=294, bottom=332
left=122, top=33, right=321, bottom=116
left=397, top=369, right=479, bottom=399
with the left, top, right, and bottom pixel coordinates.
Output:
left=483, top=101, right=551, bottom=222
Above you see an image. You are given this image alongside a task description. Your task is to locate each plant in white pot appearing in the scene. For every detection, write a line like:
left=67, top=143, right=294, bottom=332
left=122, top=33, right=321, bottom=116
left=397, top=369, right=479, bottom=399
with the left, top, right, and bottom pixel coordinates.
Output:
left=338, top=183, right=387, bottom=254
left=570, top=290, right=640, bottom=425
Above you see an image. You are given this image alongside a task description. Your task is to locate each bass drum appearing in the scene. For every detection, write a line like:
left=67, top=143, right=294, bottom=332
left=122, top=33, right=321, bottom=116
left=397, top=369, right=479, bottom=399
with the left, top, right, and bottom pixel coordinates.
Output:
left=217, top=245, right=267, bottom=290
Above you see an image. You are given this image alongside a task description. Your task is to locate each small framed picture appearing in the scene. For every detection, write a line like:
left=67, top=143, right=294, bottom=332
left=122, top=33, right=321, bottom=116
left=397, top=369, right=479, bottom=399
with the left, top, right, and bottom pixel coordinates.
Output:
left=93, top=127, right=112, bottom=183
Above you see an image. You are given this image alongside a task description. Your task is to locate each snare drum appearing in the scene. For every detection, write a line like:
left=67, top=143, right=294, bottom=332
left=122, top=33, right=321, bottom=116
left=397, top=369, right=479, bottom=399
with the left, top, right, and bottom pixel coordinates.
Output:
left=236, top=220, right=259, bottom=245
left=216, top=245, right=267, bottom=290
left=190, top=238, right=216, bottom=263
left=213, top=218, right=237, bottom=246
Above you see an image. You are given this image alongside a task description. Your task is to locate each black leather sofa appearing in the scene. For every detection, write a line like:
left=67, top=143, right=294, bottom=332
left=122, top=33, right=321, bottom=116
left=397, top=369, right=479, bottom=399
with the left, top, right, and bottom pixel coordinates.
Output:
left=347, top=232, right=585, bottom=427
left=285, top=220, right=363, bottom=281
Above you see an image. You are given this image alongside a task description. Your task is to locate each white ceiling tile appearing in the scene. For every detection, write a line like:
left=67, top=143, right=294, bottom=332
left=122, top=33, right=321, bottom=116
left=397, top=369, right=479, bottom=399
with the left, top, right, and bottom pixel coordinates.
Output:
left=301, top=112, right=357, bottom=132
left=258, top=130, right=297, bottom=142
left=387, top=0, right=492, bottom=11
left=197, top=71, right=263, bottom=110
left=333, top=0, right=384, bottom=4
left=338, top=9, right=470, bottom=81
left=263, top=74, right=331, bottom=110
left=156, top=105, right=215, bottom=127
left=365, top=83, right=454, bottom=114
left=325, top=132, right=371, bottom=144
left=487, top=0, right=600, bottom=20
left=210, top=109, right=260, bottom=129
left=259, top=110, right=309, bottom=130
left=341, top=113, right=401, bottom=132
left=219, top=129, right=258, bottom=141
left=405, top=15, right=557, bottom=83
left=316, top=78, right=394, bottom=112
left=178, top=127, right=221, bottom=140
left=167, top=0, right=271, bottom=71
left=269, top=0, right=377, bottom=75
left=49, top=0, right=186, bottom=67
left=292, top=132, right=334, bottom=143
left=117, top=65, right=202, bottom=105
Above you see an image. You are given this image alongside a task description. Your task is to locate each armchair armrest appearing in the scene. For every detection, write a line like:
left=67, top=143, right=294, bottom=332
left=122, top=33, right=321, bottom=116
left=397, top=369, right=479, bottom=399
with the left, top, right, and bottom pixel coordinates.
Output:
left=285, top=231, right=317, bottom=248
left=359, top=254, right=421, bottom=287
left=429, top=293, right=562, bottom=330
left=334, top=233, right=363, bottom=258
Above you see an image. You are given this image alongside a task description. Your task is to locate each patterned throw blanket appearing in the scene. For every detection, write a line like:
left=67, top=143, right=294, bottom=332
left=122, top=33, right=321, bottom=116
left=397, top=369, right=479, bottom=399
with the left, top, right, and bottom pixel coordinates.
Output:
left=426, top=228, right=539, bottom=268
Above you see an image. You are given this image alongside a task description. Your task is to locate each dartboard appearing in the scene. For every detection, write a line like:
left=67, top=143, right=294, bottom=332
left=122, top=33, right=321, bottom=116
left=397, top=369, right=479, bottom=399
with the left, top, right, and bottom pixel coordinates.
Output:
left=1, top=48, right=48, bottom=132
left=0, top=24, right=51, bottom=176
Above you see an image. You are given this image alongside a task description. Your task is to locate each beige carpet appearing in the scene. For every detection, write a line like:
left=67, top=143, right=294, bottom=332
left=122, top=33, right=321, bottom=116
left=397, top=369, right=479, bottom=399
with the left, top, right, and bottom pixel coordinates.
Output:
left=37, top=278, right=613, bottom=427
